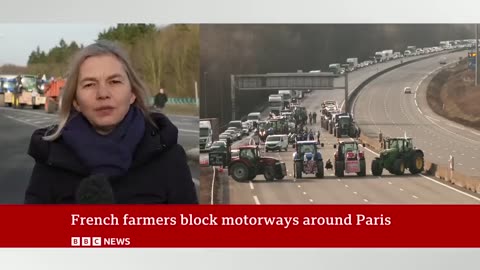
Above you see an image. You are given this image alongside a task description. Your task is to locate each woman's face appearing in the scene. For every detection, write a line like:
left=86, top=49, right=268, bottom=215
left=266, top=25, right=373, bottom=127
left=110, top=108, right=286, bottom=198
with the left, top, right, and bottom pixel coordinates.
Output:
left=74, top=54, right=136, bottom=134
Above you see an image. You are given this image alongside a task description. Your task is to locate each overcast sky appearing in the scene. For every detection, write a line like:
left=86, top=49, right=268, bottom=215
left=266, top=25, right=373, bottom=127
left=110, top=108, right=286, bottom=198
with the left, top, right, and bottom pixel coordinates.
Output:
left=0, top=24, right=117, bottom=66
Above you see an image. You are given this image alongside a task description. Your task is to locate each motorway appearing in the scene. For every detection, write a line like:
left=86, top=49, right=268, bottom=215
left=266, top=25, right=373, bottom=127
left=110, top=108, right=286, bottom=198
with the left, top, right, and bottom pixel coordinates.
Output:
left=0, top=107, right=199, bottom=204
left=207, top=50, right=480, bottom=205
left=354, top=50, right=480, bottom=177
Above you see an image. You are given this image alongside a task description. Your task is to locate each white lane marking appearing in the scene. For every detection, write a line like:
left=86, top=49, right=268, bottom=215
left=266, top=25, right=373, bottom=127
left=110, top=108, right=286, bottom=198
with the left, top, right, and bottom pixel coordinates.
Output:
left=297, top=185, right=302, bottom=188
left=249, top=181, right=254, bottom=190
left=472, top=131, right=480, bottom=136
left=345, top=185, right=349, bottom=188
left=353, top=192, right=358, bottom=195
left=412, top=195, right=419, bottom=199
left=414, top=99, right=418, bottom=107
left=426, top=115, right=440, bottom=122
left=419, top=174, right=480, bottom=202
left=253, top=195, right=261, bottom=205
left=447, top=123, right=465, bottom=130
left=417, top=108, right=423, bottom=114
left=303, top=192, right=307, bottom=195
left=337, top=179, right=341, bottom=182
left=363, top=199, right=369, bottom=203
left=458, top=163, right=463, bottom=166
left=309, top=199, right=314, bottom=203
left=3, top=115, right=41, bottom=128
left=399, top=188, right=404, bottom=192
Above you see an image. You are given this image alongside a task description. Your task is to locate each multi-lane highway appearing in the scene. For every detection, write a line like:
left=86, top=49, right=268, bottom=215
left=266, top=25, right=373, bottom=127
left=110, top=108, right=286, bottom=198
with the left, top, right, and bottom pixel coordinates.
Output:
left=212, top=50, right=480, bottom=205
left=0, top=107, right=199, bottom=204
left=354, top=50, right=480, bottom=177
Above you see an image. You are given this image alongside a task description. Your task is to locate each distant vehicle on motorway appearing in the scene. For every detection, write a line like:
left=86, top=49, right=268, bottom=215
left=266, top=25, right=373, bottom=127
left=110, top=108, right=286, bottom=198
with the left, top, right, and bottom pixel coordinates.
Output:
left=404, top=87, right=412, bottom=94
left=439, top=57, right=447, bottom=65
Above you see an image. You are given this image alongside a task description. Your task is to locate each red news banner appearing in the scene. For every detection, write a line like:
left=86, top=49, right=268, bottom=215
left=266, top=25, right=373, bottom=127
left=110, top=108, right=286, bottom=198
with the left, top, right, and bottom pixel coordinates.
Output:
left=0, top=205, right=479, bottom=247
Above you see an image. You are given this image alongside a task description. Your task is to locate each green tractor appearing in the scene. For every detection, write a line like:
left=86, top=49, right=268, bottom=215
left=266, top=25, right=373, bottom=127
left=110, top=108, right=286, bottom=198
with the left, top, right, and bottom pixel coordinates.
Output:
left=371, top=137, right=425, bottom=176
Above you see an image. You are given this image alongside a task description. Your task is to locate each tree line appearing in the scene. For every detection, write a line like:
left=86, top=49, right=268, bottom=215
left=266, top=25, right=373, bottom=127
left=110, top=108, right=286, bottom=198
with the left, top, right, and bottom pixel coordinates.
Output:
left=0, top=24, right=199, bottom=98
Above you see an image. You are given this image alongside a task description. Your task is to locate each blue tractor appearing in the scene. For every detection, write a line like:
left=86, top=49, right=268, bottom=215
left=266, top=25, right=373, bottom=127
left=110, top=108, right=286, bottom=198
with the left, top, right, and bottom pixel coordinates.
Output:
left=293, top=141, right=325, bottom=179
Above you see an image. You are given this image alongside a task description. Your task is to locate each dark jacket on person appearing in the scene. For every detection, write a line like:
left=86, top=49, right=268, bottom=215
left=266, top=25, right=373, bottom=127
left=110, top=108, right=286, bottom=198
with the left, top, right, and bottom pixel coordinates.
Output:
left=24, top=111, right=198, bottom=204
left=154, top=93, right=168, bottom=108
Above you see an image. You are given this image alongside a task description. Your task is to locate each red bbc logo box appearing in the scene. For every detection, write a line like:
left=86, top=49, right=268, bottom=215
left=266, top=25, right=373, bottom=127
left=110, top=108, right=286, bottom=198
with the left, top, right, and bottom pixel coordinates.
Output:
left=71, top=237, right=102, bottom=247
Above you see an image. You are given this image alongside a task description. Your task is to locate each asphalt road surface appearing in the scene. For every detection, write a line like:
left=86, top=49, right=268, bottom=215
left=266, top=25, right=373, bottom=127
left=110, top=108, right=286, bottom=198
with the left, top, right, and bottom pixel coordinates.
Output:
left=353, top=50, right=480, bottom=177
left=0, top=106, right=199, bottom=204
left=208, top=50, right=480, bottom=204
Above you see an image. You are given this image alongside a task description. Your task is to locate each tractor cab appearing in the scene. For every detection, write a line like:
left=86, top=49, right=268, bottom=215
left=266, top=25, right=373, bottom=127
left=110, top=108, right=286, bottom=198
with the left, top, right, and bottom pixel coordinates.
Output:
left=334, top=141, right=365, bottom=160
left=382, top=137, right=414, bottom=152
left=238, top=146, right=260, bottom=162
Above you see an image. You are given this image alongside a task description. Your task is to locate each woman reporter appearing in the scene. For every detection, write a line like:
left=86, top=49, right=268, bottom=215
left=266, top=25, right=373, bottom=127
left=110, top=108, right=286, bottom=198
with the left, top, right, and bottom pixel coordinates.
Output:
left=24, top=40, right=198, bottom=204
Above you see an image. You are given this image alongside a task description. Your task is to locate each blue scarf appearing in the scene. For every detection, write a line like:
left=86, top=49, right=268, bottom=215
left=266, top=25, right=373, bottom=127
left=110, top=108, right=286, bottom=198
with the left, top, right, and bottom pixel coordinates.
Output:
left=62, top=106, right=146, bottom=177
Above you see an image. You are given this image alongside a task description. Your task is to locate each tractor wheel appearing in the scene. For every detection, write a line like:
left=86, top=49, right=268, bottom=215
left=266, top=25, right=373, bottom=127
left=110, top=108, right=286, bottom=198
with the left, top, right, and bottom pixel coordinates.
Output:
left=357, top=160, right=366, bottom=176
left=248, top=170, right=256, bottom=181
left=295, top=161, right=303, bottom=179
left=316, top=160, right=324, bottom=178
left=393, top=159, right=405, bottom=175
left=231, top=163, right=250, bottom=182
left=275, top=172, right=285, bottom=181
left=264, top=166, right=275, bottom=182
left=335, top=161, right=344, bottom=177
left=371, top=159, right=383, bottom=176
left=409, top=152, right=424, bottom=174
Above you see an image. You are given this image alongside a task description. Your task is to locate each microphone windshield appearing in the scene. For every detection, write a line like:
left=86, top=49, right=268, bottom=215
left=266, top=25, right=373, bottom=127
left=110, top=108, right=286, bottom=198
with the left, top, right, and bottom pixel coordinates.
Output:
left=75, top=174, right=115, bottom=204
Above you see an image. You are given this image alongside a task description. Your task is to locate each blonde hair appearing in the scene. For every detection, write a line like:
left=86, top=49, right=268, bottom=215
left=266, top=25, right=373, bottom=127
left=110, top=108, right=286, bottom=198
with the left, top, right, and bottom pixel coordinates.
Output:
left=43, top=40, right=153, bottom=141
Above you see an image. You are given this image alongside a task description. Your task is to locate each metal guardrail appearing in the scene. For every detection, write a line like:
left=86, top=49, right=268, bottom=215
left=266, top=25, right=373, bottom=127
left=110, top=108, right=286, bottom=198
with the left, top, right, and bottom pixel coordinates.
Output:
left=148, top=97, right=198, bottom=105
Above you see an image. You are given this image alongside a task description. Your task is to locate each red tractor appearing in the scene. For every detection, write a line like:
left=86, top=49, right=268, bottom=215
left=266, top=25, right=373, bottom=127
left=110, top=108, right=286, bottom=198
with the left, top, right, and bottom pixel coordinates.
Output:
left=228, top=145, right=287, bottom=182
left=333, top=140, right=367, bottom=177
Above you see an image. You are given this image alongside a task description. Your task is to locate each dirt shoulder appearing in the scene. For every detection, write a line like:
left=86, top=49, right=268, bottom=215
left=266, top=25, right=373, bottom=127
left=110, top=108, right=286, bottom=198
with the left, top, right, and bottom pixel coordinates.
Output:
left=427, top=59, right=480, bottom=129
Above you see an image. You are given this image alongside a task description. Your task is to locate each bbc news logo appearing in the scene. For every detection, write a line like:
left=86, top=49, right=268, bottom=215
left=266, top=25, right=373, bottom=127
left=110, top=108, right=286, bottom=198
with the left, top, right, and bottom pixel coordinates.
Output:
left=71, top=237, right=131, bottom=247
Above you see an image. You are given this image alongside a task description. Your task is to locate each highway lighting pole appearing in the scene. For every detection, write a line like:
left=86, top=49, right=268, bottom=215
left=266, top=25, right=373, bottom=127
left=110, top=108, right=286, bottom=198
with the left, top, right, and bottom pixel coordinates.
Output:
left=231, top=75, right=236, bottom=121
left=476, top=24, right=479, bottom=86
left=344, top=72, right=349, bottom=113
left=203, top=72, right=208, bottom=116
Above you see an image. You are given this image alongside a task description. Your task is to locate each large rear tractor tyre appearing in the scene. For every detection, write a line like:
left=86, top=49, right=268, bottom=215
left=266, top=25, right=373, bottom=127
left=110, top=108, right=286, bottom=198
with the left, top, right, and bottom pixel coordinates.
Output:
left=264, top=166, right=275, bottom=182
left=357, top=160, right=366, bottom=176
left=371, top=159, right=383, bottom=176
left=393, top=159, right=405, bottom=175
left=316, top=160, right=324, bottom=178
left=248, top=170, right=256, bottom=181
left=335, top=161, right=345, bottom=177
left=231, top=163, right=250, bottom=182
left=295, top=161, right=303, bottom=179
left=409, top=152, right=424, bottom=174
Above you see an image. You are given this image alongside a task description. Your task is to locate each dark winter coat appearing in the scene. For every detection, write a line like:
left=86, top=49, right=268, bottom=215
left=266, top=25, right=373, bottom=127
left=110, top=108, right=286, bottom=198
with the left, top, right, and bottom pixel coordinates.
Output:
left=24, top=112, right=198, bottom=204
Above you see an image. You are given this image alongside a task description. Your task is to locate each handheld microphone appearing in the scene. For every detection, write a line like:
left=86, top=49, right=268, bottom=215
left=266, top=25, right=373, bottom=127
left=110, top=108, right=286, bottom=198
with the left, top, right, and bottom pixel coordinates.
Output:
left=75, top=174, right=115, bottom=204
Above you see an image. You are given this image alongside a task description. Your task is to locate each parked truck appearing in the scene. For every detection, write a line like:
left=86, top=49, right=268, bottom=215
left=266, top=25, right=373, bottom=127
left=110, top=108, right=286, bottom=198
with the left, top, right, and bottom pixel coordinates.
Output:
left=268, top=94, right=283, bottom=116
left=382, top=50, right=393, bottom=61
left=278, top=90, right=294, bottom=108
left=328, top=63, right=342, bottom=75
left=374, top=51, right=385, bottom=63
left=346, top=58, right=358, bottom=71
left=200, top=118, right=219, bottom=152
